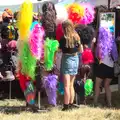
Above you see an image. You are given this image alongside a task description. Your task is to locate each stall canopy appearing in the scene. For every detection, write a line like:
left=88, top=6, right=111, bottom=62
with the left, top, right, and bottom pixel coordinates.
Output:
left=0, top=0, right=52, bottom=13
left=0, top=0, right=108, bottom=13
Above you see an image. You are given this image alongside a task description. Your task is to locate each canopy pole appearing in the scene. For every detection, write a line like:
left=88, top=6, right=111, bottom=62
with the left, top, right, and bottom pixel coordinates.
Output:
left=108, top=0, right=111, bottom=9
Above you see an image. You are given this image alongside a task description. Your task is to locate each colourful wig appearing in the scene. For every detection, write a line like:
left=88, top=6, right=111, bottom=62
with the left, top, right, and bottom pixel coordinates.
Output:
left=80, top=4, right=95, bottom=25
left=67, top=3, right=84, bottom=24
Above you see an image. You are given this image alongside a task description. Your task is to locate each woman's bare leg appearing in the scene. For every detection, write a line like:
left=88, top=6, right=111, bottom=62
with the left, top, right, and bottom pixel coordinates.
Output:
left=69, top=75, right=76, bottom=104
left=104, top=78, right=112, bottom=107
left=63, top=74, right=70, bottom=105
left=94, top=77, right=103, bottom=105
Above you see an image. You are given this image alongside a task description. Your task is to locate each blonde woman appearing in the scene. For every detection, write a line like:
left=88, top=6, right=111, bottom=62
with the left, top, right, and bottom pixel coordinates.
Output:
left=59, top=20, right=82, bottom=111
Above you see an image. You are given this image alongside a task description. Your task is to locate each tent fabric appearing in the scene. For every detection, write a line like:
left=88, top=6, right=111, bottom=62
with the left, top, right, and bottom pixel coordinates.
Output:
left=0, top=0, right=40, bottom=12
left=0, top=0, right=109, bottom=13
left=0, top=0, right=56, bottom=12
left=0, top=0, right=39, bottom=6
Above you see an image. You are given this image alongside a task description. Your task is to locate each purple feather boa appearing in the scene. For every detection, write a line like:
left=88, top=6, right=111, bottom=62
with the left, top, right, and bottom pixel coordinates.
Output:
left=96, top=27, right=118, bottom=61
left=43, top=74, right=58, bottom=106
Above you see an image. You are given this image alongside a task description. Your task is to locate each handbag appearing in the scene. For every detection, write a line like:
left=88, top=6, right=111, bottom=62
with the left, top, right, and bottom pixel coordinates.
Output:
left=114, top=62, right=120, bottom=77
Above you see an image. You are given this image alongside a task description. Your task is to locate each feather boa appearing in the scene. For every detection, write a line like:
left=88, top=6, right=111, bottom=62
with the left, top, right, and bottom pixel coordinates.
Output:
left=85, top=79, right=93, bottom=96
left=58, top=82, right=64, bottom=95
left=18, top=0, right=33, bottom=40
left=29, top=24, right=45, bottom=59
left=96, top=27, right=113, bottom=60
left=44, top=38, right=59, bottom=71
left=18, top=72, right=30, bottom=91
left=19, top=42, right=37, bottom=80
left=82, top=48, right=94, bottom=64
left=43, top=74, right=58, bottom=106
left=30, top=21, right=39, bottom=31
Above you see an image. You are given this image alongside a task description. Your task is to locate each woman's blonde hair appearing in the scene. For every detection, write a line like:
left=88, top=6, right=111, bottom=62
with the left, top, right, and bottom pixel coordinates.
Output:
left=62, top=20, right=80, bottom=48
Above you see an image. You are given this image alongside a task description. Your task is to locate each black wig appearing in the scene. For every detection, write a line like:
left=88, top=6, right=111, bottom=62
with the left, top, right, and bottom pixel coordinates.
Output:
left=75, top=24, right=95, bottom=46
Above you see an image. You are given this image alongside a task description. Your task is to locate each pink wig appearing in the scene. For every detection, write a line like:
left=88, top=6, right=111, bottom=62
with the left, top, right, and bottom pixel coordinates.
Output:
left=80, top=4, right=95, bottom=24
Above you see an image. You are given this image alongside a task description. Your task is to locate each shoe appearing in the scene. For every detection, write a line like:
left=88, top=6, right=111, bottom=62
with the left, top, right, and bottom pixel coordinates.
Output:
left=69, top=104, right=80, bottom=110
left=106, top=103, right=112, bottom=108
left=93, top=103, right=102, bottom=108
left=4, top=71, right=15, bottom=80
left=62, top=104, right=70, bottom=111
left=26, top=104, right=39, bottom=113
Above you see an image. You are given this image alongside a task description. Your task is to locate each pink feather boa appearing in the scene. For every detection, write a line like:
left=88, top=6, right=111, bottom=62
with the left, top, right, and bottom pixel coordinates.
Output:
left=29, top=24, right=45, bottom=59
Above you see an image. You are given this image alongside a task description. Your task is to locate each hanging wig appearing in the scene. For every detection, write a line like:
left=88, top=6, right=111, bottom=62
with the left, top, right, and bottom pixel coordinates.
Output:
left=80, top=4, right=95, bottom=25
left=96, top=27, right=113, bottom=60
left=67, top=3, right=84, bottom=24
left=75, top=24, right=95, bottom=45
left=42, top=2, right=56, bottom=33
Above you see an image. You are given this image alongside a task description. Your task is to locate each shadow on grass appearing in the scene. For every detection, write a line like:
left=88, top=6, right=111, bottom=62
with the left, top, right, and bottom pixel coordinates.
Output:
left=0, top=106, right=27, bottom=114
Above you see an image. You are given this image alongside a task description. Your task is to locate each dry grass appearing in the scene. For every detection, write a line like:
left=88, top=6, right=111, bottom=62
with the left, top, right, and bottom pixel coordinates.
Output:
left=0, top=92, right=120, bottom=120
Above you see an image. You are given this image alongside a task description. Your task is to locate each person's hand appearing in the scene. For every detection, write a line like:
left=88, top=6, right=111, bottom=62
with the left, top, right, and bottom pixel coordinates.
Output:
left=92, top=37, right=96, bottom=43
left=0, top=44, right=1, bottom=49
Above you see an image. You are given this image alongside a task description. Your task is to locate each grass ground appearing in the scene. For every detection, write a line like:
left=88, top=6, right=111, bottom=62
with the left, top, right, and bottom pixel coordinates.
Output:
left=0, top=92, right=120, bottom=120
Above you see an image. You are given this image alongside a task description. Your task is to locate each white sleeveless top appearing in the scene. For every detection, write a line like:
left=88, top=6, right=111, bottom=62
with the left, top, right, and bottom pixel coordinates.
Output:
left=101, top=53, right=114, bottom=68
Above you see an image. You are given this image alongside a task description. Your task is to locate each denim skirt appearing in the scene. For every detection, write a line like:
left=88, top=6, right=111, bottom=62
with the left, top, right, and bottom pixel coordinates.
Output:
left=61, top=54, right=79, bottom=75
